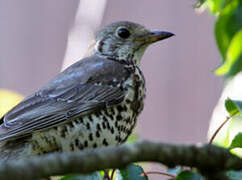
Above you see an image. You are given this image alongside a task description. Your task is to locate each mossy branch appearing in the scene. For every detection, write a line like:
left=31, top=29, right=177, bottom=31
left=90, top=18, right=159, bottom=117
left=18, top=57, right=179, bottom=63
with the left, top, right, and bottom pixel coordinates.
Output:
left=0, top=141, right=241, bottom=180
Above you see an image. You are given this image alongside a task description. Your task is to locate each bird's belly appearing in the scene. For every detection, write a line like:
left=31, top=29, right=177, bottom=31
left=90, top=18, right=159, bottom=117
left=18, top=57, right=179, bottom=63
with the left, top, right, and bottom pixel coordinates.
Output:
left=30, top=102, right=136, bottom=155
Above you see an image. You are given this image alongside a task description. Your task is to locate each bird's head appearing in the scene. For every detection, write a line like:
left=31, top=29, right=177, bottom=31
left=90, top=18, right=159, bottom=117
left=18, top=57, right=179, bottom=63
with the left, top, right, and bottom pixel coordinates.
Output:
left=92, top=21, right=174, bottom=65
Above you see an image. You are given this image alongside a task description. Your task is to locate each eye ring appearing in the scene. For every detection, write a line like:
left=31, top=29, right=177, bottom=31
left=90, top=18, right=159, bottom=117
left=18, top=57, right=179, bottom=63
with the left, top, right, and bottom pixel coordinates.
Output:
left=116, top=27, right=130, bottom=39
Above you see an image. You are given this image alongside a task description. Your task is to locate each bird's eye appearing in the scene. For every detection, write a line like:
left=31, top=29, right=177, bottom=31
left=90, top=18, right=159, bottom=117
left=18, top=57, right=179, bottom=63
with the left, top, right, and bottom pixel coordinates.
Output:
left=116, top=27, right=130, bottom=39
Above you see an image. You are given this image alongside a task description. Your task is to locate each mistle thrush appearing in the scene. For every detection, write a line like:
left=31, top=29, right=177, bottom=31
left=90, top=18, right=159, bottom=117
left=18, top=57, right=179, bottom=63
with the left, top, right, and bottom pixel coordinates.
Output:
left=0, top=21, right=173, bottom=161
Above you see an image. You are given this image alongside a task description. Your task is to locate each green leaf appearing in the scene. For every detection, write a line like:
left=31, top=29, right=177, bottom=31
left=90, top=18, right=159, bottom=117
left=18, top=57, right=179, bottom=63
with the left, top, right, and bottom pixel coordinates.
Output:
left=127, top=132, right=139, bottom=143
left=59, top=172, right=102, bottom=180
left=205, top=0, right=237, bottom=14
left=227, top=170, right=242, bottom=180
left=194, top=0, right=207, bottom=8
left=225, top=98, right=242, bottom=116
left=167, top=166, right=183, bottom=176
left=206, top=0, right=226, bottom=14
left=215, top=1, right=242, bottom=61
left=216, top=30, right=242, bottom=77
left=229, top=132, right=242, bottom=149
left=120, top=164, right=148, bottom=180
left=227, top=114, right=242, bottom=157
left=175, top=171, right=205, bottom=180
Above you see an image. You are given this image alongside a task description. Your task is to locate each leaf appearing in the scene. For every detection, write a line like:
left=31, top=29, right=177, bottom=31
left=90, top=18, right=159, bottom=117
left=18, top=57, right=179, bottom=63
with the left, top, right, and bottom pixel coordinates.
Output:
left=127, top=132, right=139, bottom=143
left=229, top=132, right=242, bottom=149
left=175, top=171, right=205, bottom=180
left=59, top=172, right=102, bottom=180
left=194, top=0, right=207, bottom=8
left=225, top=98, right=242, bottom=116
left=227, top=170, right=242, bottom=180
left=167, top=166, right=183, bottom=176
left=206, top=0, right=226, bottom=14
left=119, top=164, right=148, bottom=180
left=216, top=30, right=242, bottom=77
left=227, top=114, right=242, bottom=157
left=205, top=0, right=237, bottom=14
left=215, top=1, right=242, bottom=62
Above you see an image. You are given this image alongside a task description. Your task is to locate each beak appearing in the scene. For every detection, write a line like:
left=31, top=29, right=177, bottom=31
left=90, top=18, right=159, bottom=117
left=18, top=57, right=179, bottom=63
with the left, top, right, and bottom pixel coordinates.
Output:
left=135, top=31, right=174, bottom=44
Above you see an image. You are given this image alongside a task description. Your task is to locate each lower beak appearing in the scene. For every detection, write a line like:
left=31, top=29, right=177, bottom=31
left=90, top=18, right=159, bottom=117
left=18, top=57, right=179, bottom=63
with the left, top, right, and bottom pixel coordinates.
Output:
left=135, top=31, right=174, bottom=44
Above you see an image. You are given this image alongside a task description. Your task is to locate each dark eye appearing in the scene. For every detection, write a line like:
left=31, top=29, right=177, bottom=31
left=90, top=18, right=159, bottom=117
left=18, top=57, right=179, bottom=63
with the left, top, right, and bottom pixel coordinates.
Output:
left=117, top=28, right=130, bottom=39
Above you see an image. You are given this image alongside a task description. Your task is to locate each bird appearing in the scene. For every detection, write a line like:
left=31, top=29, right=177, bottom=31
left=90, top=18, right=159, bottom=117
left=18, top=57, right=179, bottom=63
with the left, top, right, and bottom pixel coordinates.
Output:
left=0, top=21, right=174, bottom=161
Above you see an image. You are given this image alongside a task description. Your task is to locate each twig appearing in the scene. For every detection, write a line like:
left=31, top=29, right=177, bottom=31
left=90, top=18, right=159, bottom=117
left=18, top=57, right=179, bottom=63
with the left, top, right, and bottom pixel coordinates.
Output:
left=110, top=169, right=115, bottom=180
left=209, top=116, right=231, bottom=144
left=142, top=171, right=176, bottom=179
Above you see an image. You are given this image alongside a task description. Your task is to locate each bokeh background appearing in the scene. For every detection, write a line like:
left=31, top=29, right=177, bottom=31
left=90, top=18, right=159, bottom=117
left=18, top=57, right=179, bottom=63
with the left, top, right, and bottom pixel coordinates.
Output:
left=0, top=0, right=224, bottom=178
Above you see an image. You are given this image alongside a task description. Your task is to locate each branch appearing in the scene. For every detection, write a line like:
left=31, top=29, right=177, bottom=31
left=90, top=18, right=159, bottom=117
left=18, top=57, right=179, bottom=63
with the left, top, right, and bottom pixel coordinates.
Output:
left=0, top=141, right=241, bottom=180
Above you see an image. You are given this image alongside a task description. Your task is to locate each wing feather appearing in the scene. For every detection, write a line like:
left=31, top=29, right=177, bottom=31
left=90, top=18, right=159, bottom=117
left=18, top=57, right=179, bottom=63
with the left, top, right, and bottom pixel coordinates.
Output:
left=0, top=56, right=130, bottom=141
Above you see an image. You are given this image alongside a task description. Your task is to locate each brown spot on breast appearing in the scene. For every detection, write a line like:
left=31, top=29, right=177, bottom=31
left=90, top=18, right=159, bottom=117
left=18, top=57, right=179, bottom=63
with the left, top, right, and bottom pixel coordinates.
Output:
left=107, top=122, right=111, bottom=130
left=84, top=140, right=88, bottom=147
left=61, top=126, right=68, bottom=138
left=96, top=123, right=101, bottom=131
left=68, top=122, right=74, bottom=128
left=110, top=127, right=114, bottom=134
left=115, top=121, right=118, bottom=128
left=88, top=115, right=93, bottom=122
left=102, top=122, right=106, bottom=129
left=95, top=111, right=101, bottom=117
left=103, top=116, right=108, bottom=122
left=96, top=131, right=100, bottom=137
left=110, top=108, right=115, bottom=115
left=117, top=105, right=124, bottom=112
left=89, top=133, right=93, bottom=141
left=86, top=122, right=91, bottom=130
left=103, top=139, right=108, bottom=146
left=116, top=115, right=122, bottom=121
left=103, top=109, right=109, bottom=116
left=75, top=139, right=79, bottom=146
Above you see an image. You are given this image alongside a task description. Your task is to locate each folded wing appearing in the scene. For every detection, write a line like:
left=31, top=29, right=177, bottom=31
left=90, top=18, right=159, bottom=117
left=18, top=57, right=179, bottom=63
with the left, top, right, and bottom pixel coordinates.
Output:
left=0, top=56, right=130, bottom=141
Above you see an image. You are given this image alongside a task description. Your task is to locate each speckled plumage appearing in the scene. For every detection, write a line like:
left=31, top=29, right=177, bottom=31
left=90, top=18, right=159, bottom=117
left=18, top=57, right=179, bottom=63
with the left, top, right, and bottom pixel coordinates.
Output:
left=0, top=21, right=173, bottom=161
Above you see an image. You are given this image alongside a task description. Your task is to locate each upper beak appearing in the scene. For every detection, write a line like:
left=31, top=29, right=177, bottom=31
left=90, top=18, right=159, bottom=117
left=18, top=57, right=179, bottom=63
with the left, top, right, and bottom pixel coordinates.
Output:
left=135, top=31, right=174, bottom=44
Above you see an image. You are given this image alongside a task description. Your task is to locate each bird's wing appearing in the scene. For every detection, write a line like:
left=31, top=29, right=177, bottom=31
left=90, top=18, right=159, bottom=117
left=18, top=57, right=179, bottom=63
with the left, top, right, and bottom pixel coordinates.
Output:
left=0, top=56, right=131, bottom=141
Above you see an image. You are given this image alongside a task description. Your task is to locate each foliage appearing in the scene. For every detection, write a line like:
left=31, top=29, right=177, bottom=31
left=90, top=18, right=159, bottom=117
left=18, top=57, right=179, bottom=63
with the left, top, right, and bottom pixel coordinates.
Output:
left=175, top=171, right=204, bottom=180
left=225, top=98, right=242, bottom=116
left=58, top=165, right=148, bottom=180
left=226, top=170, right=242, bottom=180
left=59, top=173, right=102, bottom=180
left=169, top=0, right=242, bottom=179
left=200, top=0, right=242, bottom=179
left=230, top=132, right=242, bottom=150
left=119, top=164, right=148, bottom=180
left=197, top=0, right=242, bottom=78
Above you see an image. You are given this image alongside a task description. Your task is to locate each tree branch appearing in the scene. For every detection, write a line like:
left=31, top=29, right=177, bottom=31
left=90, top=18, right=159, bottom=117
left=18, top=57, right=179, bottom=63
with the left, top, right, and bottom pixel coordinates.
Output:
left=0, top=141, right=241, bottom=180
